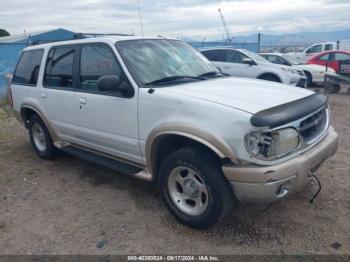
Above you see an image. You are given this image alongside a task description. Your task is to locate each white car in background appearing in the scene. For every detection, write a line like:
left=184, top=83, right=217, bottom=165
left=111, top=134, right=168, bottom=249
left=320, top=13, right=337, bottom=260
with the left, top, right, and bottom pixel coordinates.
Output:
left=260, top=53, right=336, bottom=87
left=200, top=47, right=307, bottom=88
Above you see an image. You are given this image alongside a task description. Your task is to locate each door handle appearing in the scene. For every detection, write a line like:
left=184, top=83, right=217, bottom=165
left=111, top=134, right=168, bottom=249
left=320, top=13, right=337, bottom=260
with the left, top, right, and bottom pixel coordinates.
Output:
left=41, top=93, right=47, bottom=99
left=78, top=98, right=87, bottom=104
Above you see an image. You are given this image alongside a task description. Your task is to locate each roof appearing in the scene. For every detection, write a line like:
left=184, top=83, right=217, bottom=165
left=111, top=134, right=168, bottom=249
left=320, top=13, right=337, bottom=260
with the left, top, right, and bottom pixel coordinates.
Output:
left=0, top=28, right=75, bottom=43
left=311, top=50, right=350, bottom=57
left=198, top=46, right=245, bottom=51
left=259, top=52, right=283, bottom=56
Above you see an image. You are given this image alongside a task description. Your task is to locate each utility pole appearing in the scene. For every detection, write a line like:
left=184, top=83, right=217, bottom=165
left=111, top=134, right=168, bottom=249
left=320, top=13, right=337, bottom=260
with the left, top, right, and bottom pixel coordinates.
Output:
left=218, top=9, right=233, bottom=44
left=137, top=0, right=144, bottom=37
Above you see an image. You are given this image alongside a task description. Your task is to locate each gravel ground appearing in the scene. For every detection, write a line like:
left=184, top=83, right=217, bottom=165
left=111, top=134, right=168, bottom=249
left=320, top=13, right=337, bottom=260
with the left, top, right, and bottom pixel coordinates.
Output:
left=0, top=89, right=349, bottom=255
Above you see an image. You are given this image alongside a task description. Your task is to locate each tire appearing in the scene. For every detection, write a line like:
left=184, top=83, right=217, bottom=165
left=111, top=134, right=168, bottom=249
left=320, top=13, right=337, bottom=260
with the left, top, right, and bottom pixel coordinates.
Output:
left=158, top=146, right=234, bottom=229
left=304, top=71, right=312, bottom=87
left=28, top=114, right=58, bottom=160
left=324, top=84, right=341, bottom=94
left=258, top=75, right=281, bottom=82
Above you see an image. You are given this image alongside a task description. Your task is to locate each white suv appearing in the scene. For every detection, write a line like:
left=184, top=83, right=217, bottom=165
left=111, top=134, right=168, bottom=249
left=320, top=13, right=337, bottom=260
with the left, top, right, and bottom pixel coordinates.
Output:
left=10, top=37, right=338, bottom=229
left=260, top=52, right=336, bottom=87
left=200, top=47, right=307, bottom=87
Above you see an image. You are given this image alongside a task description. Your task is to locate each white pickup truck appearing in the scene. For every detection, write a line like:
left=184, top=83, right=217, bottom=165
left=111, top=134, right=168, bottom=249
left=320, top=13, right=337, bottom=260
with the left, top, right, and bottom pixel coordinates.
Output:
left=10, top=36, right=338, bottom=228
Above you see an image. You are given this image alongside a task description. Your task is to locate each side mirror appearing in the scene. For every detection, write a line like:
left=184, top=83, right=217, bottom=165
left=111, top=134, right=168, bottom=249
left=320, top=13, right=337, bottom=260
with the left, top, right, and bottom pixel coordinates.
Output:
left=242, top=58, right=255, bottom=66
left=98, top=75, right=123, bottom=92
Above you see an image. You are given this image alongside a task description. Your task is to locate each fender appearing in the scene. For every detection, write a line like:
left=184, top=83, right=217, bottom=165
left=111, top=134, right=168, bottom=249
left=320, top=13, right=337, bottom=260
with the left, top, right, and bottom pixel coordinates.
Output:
left=145, top=123, right=240, bottom=175
left=19, top=102, right=59, bottom=142
left=257, top=72, right=282, bottom=82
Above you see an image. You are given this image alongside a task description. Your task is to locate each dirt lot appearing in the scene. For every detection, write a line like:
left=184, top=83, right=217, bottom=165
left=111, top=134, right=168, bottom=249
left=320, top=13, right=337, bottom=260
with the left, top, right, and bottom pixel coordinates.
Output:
left=0, top=89, right=349, bottom=255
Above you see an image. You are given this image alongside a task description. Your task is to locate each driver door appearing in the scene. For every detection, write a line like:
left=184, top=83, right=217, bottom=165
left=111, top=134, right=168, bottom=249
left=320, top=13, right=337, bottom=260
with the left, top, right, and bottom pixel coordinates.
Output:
left=74, top=43, right=141, bottom=163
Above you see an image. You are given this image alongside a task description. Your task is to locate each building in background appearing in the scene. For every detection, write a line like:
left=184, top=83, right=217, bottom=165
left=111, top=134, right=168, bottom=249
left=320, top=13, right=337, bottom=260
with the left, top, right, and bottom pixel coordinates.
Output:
left=0, top=28, right=76, bottom=96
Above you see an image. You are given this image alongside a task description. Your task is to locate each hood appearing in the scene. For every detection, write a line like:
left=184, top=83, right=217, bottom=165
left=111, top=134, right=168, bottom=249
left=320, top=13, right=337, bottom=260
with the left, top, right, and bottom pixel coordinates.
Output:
left=163, top=77, right=314, bottom=114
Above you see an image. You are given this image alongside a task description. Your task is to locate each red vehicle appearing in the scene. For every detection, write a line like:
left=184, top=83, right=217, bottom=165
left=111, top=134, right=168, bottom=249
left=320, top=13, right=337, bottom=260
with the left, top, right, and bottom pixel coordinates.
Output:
left=306, top=50, right=350, bottom=74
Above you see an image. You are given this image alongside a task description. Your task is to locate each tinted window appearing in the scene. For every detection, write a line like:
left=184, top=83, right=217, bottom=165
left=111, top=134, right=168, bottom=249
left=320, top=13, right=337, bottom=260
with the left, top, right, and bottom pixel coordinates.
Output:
left=223, top=50, right=248, bottom=63
left=334, top=53, right=350, bottom=61
left=201, top=50, right=224, bottom=62
left=307, top=45, right=322, bottom=53
left=319, top=54, right=330, bottom=61
left=325, top=44, right=334, bottom=51
left=44, top=46, right=75, bottom=88
left=13, top=50, right=43, bottom=86
left=80, top=44, right=127, bottom=92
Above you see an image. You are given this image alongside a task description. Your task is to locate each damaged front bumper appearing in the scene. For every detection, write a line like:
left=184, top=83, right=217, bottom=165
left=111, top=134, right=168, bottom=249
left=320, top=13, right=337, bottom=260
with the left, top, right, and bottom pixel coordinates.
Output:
left=222, top=127, right=338, bottom=203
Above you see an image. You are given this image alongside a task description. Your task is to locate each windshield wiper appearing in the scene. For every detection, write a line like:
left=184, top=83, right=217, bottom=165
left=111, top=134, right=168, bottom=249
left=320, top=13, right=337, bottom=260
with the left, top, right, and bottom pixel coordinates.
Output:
left=198, top=71, right=227, bottom=77
left=144, top=75, right=205, bottom=86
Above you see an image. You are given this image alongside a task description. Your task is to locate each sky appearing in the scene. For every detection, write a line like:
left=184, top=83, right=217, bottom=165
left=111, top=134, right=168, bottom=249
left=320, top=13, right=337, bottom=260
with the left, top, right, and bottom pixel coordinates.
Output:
left=1, top=0, right=350, bottom=40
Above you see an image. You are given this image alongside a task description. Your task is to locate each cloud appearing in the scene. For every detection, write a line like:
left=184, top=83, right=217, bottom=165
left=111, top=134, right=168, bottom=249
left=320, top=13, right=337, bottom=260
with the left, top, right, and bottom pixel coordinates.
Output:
left=0, top=0, right=349, bottom=39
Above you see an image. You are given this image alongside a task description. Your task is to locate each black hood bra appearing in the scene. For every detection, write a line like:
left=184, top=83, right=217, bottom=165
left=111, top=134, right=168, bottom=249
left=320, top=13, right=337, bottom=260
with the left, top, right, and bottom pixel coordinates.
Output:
left=251, top=93, right=328, bottom=128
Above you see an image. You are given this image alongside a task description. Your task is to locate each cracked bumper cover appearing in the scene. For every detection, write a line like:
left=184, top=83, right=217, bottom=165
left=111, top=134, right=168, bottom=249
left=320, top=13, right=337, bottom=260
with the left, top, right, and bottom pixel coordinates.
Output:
left=222, top=127, right=338, bottom=203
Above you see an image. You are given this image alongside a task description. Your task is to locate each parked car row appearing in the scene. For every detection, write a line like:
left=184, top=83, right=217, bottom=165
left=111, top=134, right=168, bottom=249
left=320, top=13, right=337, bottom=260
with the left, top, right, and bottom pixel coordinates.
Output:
left=10, top=36, right=339, bottom=229
left=199, top=47, right=308, bottom=87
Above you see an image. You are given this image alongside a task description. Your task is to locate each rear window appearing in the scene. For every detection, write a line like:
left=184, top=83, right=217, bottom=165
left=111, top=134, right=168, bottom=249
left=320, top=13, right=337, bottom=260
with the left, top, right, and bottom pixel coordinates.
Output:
left=12, top=49, right=43, bottom=86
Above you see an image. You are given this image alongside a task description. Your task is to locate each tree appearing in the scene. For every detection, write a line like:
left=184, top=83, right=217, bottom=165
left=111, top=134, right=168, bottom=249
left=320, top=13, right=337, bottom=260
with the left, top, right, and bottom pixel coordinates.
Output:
left=0, top=29, right=10, bottom=37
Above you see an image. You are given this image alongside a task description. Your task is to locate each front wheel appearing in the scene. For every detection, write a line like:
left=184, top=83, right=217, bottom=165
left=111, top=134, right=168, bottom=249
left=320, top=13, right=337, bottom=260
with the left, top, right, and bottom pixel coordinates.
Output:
left=158, top=147, right=233, bottom=229
left=258, top=75, right=281, bottom=82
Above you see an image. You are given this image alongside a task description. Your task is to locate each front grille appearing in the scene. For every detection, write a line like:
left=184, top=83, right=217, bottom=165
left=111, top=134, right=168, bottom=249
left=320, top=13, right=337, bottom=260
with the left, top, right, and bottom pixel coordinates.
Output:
left=299, top=109, right=328, bottom=143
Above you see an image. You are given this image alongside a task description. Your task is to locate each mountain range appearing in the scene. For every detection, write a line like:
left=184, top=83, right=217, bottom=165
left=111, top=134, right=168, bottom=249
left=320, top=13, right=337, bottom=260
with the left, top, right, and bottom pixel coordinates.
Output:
left=183, top=29, right=350, bottom=46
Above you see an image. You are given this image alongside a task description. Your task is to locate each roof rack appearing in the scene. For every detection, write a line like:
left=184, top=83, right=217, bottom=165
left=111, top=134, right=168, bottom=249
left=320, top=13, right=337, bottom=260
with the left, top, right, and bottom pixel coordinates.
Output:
left=29, top=32, right=135, bottom=46
left=74, top=33, right=135, bottom=39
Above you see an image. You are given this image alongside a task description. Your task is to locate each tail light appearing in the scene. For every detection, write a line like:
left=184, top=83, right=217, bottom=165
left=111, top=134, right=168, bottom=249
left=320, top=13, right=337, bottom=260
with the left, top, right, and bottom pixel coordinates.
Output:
left=7, top=86, right=13, bottom=108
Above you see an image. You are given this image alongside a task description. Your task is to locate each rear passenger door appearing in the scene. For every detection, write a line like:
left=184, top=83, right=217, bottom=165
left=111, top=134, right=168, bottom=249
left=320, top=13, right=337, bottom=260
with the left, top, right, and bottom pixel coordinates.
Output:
left=41, top=45, right=78, bottom=142
left=74, top=43, right=141, bottom=163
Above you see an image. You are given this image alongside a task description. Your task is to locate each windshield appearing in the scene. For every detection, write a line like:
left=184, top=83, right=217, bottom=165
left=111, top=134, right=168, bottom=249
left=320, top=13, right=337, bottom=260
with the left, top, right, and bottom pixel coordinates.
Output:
left=115, top=39, right=218, bottom=86
left=243, top=50, right=270, bottom=63
left=282, top=54, right=301, bottom=65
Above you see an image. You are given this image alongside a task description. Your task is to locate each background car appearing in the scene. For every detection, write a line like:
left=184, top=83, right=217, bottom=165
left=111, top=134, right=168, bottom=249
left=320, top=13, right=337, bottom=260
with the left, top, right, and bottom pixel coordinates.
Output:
left=260, top=52, right=336, bottom=87
left=200, top=47, right=307, bottom=87
left=286, top=40, right=350, bottom=63
left=306, top=50, right=350, bottom=75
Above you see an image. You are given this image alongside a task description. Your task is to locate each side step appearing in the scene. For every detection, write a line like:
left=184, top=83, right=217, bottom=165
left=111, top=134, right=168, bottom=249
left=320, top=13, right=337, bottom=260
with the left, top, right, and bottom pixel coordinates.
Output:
left=61, top=146, right=143, bottom=176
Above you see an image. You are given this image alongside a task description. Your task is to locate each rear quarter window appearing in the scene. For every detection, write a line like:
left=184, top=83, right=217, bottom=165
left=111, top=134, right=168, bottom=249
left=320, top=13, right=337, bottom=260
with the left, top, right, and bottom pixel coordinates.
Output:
left=12, top=49, right=44, bottom=86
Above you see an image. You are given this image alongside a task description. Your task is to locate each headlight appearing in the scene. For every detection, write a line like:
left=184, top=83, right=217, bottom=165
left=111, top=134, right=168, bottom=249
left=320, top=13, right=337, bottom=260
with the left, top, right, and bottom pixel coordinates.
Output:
left=245, top=128, right=299, bottom=160
left=281, top=67, right=298, bottom=75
